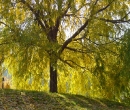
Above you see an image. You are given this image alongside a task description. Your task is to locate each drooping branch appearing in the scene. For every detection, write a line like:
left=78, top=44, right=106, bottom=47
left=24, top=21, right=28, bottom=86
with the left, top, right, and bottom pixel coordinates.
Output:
left=59, top=57, right=87, bottom=70
left=65, top=47, right=94, bottom=53
left=59, top=57, right=73, bottom=68
left=0, top=42, right=11, bottom=46
left=64, top=59, right=86, bottom=69
left=0, top=21, right=14, bottom=31
left=0, top=21, right=9, bottom=27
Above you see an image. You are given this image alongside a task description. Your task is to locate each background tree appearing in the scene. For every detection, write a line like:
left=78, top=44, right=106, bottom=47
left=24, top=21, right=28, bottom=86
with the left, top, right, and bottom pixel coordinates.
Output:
left=0, top=0, right=130, bottom=95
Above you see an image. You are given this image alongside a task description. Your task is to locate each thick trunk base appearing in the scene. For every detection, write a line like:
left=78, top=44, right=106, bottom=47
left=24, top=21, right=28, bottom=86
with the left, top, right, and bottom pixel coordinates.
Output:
left=50, top=65, right=57, bottom=93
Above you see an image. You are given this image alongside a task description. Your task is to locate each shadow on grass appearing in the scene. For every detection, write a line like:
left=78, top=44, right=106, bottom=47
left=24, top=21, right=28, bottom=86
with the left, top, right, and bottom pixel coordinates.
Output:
left=61, top=94, right=130, bottom=110
left=61, top=94, right=108, bottom=110
left=0, top=89, right=130, bottom=110
left=97, top=98, right=130, bottom=109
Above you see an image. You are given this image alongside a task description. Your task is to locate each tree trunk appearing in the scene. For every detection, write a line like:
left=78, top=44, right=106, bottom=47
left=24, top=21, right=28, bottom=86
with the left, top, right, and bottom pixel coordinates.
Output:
left=48, top=28, right=58, bottom=93
left=49, top=62, right=57, bottom=92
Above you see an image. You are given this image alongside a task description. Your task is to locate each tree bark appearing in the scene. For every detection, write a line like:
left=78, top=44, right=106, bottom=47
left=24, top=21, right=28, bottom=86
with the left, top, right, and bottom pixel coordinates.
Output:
left=49, top=61, right=57, bottom=92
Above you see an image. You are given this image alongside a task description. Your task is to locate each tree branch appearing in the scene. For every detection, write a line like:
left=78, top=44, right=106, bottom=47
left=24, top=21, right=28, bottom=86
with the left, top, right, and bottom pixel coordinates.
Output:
left=94, top=0, right=99, bottom=6
left=59, top=20, right=89, bottom=54
left=59, top=57, right=74, bottom=68
left=0, top=21, right=8, bottom=27
left=52, top=2, right=71, bottom=42
left=0, top=42, right=11, bottom=46
left=19, top=0, right=46, bottom=30
left=96, top=0, right=115, bottom=14
left=59, top=57, right=87, bottom=69
left=65, top=60, right=86, bottom=69
left=99, top=18, right=130, bottom=23
left=65, top=47, right=94, bottom=53
left=0, top=21, right=14, bottom=31
left=121, top=11, right=130, bottom=20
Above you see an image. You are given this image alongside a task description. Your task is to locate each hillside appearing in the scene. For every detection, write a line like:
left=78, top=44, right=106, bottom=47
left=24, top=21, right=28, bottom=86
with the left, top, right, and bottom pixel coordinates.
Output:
left=0, top=89, right=130, bottom=110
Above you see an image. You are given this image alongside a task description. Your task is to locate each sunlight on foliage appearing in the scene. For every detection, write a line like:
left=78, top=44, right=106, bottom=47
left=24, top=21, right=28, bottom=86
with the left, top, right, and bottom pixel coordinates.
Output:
left=0, top=0, right=130, bottom=101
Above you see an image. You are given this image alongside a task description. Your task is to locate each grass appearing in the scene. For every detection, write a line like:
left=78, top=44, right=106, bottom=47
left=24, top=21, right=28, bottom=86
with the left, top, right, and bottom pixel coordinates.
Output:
left=0, top=89, right=130, bottom=110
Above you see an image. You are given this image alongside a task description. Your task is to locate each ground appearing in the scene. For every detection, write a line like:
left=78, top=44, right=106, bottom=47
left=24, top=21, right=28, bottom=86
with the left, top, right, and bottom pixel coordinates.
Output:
left=0, top=89, right=130, bottom=110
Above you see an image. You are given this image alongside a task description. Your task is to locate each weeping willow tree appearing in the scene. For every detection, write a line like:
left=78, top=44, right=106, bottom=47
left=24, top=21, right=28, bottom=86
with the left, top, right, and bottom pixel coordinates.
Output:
left=0, top=0, right=130, bottom=96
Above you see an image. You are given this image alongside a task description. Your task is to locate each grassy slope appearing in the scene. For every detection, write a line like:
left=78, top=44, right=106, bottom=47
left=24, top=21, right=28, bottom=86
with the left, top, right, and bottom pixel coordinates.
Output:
left=0, top=89, right=130, bottom=110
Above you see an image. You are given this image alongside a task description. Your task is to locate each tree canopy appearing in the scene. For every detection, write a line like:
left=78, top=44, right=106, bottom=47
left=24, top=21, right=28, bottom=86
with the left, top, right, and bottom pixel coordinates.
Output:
left=0, top=0, right=130, bottom=100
